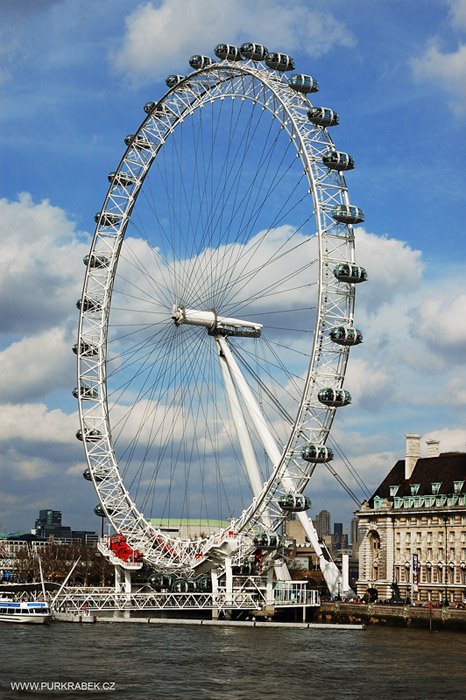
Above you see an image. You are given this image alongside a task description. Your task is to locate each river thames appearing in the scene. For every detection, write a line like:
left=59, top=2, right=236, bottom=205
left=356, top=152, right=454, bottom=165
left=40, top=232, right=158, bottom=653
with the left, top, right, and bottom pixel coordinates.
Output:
left=1, top=622, right=465, bottom=699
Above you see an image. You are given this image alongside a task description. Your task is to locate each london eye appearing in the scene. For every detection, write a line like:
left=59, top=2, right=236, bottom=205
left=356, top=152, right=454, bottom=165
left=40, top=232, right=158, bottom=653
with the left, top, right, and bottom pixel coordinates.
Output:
left=75, top=43, right=366, bottom=592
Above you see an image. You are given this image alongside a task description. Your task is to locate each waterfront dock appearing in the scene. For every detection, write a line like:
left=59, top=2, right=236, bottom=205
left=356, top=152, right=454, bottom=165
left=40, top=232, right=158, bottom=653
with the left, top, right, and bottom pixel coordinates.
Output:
left=316, top=601, right=466, bottom=631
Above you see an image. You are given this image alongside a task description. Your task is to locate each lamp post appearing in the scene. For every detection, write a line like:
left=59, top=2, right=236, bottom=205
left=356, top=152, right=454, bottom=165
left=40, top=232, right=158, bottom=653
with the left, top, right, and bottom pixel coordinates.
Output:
left=443, top=514, right=448, bottom=606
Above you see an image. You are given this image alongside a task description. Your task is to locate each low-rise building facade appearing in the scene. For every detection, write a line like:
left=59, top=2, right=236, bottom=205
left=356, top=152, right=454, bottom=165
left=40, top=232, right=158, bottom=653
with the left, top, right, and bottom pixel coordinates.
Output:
left=356, top=435, right=466, bottom=605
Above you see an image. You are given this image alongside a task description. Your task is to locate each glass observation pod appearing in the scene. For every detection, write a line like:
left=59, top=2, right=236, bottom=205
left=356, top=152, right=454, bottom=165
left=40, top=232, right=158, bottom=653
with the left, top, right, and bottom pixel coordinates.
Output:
left=240, top=43, right=268, bottom=61
left=189, top=55, right=214, bottom=70
left=124, top=134, right=151, bottom=150
left=107, top=171, right=135, bottom=187
left=76, top=428, right=102, bottom=442
left=72, top=385, right=98, bottom=400
left=307, top=107, right=339, bottom=127
left=288, top=74, right=319, bottom=94
left=143, top=102, right=174, bottom=116
left=278, top=493, right=311, bottom=512
left=83, top=468, right=105, bottom=482
left=73, top=341, right=98, bottom=356
left=333, top=263, right=368, bottom=284
left=253, top=533, right=281, bottom=550
left=265, top=52, right=295, bottom=71
left=94, top=504, right=115, bottom=518
left=165, top=74, right=184, bottom=88
left=214, top=44, right=243, bottom=61
left=322, top=148, right=355, bottom=171
left=83, top=253, right=109, bottom=269
left=332, top=204, right=365, bottom=225
left=330, top=326, right=363, bottom=346
left=318, top=388, right=352, bottom=407
left=94, top=211, right=123, bottom=227
left=76, top=297, right=101, bottom=313
left=301, top=443, right=334, bottom=463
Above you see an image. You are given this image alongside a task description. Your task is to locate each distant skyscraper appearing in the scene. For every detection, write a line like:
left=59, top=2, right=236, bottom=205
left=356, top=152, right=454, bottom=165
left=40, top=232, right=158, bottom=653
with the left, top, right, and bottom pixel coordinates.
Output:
left=333, top=522, right=346, bottom=550
left=34, top=509, right=71, bottom=539
left=351, top=516, right=360, bottom=545
left=315, top=510, right=331, bottom=539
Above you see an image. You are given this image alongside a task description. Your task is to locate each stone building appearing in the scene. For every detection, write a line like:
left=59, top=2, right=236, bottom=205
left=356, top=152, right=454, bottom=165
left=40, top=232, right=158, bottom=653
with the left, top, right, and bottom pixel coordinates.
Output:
left=356, top=434, right=466, bottom=605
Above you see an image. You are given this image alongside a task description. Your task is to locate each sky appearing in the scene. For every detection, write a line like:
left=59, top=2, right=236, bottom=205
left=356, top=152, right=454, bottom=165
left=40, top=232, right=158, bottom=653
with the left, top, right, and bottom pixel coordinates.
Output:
left=1, top=0, right=466, bottom=538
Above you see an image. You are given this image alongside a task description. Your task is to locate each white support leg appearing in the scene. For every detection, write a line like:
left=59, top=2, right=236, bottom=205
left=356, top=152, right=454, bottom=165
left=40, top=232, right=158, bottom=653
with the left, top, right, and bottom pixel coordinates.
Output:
left=216, top=340, right=263, bottom=498
left=211, top=569, right=219, bottom=620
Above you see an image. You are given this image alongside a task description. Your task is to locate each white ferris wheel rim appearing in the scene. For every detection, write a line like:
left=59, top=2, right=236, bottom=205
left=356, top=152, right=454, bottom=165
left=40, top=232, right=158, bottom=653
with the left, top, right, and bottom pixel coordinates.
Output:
left=76, top=53, right=359, bottom=573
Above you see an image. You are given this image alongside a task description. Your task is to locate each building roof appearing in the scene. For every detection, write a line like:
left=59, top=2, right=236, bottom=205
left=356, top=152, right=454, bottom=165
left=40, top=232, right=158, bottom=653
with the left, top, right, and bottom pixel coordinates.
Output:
left=369, top=451, right=466, bottom=507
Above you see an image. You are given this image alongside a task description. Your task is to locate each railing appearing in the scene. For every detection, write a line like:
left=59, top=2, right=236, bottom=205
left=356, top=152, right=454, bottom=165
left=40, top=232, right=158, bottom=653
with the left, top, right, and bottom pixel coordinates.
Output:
left=51, top=581, right=320, bottom=614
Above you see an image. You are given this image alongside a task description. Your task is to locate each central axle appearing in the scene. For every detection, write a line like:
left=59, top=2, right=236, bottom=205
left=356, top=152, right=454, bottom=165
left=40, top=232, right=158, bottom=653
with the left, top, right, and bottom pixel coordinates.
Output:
left=171, top=305, right=262, bottom=338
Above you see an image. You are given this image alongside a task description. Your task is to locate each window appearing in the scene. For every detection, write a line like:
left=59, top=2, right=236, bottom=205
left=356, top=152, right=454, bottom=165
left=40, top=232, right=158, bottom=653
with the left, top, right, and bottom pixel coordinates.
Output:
left=410, top=484, right=420, bottom=496
left=390, top=485, right=399, bottom=497
left=453, top=481, right=464, bottom=495
left=432, top=482, right=442, bottom=495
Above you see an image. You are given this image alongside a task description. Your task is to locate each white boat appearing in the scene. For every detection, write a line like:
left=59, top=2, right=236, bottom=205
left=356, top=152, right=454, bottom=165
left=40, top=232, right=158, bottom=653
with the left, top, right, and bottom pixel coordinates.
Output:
left=0, top=598, right=52, bottom=624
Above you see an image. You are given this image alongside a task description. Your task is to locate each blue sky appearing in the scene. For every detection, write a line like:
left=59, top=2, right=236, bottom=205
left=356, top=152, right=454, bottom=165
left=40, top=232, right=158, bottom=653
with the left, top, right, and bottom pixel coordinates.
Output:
left=1, top=0, right=466, bottom=536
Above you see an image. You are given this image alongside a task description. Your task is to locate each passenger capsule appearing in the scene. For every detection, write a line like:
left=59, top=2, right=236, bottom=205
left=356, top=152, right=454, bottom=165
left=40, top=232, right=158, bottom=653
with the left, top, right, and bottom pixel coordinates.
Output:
left=318, top=388, right=352, bottom=407
left=166, top=74, right=184, bottom=88
left=240, top=43, right=268, bottom=61
left=73, top=341, right=98, bottom=356
left=278, top=493, right=311, bottom=512
left=94, top=211, right=123, bottom=227
left=144, top=102, right=173, bottom=116
left=108, top=171, right=135, bottom=187
left=73, top=385, right=98, bottom=400
left=214, top=44, right=243, bottom=61
left=253, top=533, right=281, bottom=549
left=307, top=107, right=339, bottom=127
left=322, top=149, right=354, bottom=171
left=329, top=326, right=363, bottom=346
left=301, top=444, right=334, bottom=463
left=83, top=468, right=104, bottom=482
left=124, top=134, right=151, bottom=150
left=83, top=253, right=109, bottom=268
left=288, top=74, right=319, bottom=94
left=265, top=52, right=295, bottom=71
left=332, top=204, right=365, bottom=224
left=333, top=263, right=368, bottom=284
left=76, top=297, right=101, bottom=313
left=189, top=55, right=214, bottom=70
left=76, top=428, right=102, bottom=442
left=94, top=504, right=114, bottom=517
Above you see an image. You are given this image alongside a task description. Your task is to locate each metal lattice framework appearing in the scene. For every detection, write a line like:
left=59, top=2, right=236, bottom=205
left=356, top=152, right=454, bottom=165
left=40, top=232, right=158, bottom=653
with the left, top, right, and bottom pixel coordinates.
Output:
left=76, top=46, right=365, bottom=577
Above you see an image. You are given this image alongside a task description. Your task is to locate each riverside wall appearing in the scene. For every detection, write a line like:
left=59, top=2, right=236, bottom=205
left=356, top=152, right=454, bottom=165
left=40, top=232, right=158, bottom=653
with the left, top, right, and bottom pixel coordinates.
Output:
left=315, top=602, right=466, bottom=632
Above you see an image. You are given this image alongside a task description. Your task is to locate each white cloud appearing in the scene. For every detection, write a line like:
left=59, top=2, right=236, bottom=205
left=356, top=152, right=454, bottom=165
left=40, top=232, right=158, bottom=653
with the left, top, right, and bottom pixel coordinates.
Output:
left=355, top=227, right=423, bottom=313
left=0, top=193, right=88, bottom=336
left=0, top=327, right=75, bottom=403
left=416, top=291, right=466, bottom=363
left=113, top=0, right=355, bottom=83
left=449, top=0, right=466, bottom=30
left=411, top=0, right=466, bottom=113
left=0, top=403, right=77, bottom=445
left=423, top=426, right=466, bottom=453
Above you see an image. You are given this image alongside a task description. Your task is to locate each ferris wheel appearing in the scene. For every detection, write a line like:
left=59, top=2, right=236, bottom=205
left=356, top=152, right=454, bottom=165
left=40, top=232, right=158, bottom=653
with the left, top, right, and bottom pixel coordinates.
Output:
left=75, top=43, right=366, bottom=581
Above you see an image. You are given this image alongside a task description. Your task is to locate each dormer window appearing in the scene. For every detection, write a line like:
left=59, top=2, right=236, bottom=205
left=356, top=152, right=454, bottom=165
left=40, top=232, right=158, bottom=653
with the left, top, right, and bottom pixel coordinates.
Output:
left=389, top=485, right=399, bottom=497
left=454, top=481, right=464, bottom=495
left=410, top=483, right=420, bottom=496
left=432, top=482, right=442, bottom=495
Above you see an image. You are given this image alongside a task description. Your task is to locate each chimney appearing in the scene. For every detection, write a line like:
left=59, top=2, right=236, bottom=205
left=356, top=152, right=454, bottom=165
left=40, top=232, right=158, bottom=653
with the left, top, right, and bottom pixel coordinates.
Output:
left=405, top=433, right=420, bottom=480
left=426, top=439, right=440, bottom=458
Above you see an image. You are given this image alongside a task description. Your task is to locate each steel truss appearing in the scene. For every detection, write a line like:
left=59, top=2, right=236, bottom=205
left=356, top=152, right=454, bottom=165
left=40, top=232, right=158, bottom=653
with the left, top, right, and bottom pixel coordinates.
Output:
left=76, top=49, right=363, bottom=590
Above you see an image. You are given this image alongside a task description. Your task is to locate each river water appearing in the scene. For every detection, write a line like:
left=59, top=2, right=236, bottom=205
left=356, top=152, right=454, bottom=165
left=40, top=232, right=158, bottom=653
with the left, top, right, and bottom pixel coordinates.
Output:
left=0, top=622, right=465, bottom=699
